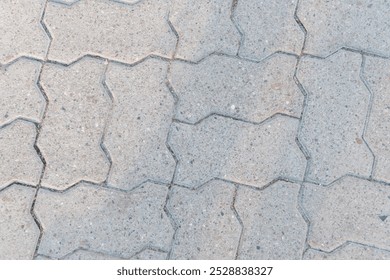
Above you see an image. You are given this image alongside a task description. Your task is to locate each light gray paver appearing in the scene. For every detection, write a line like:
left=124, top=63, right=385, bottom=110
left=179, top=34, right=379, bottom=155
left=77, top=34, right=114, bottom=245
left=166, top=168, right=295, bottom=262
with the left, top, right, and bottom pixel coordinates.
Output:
left=0, top=185, right=39, bottom=260
left=236, top=181, right=307, bottom=259
left=35, top=182, right=174, bottom=259
left=168, top=180, right=240, bottom=259
left=38, top=58, right=110, bottom=190
left=45, top=0, right=176, bottom=64
left=233, top=0, right=303, bottom=60
left=303, top=176, right=390, bottom=252
left=132, top=249, right=168, bottom=260
left=170, top=0, right=240, bottom=62
left=0, top=0, right=49, bottom=64
left=297, top=50, right=373, bottom=185
left=169, top=115, right=306, bottom=188
left=0, top=121, right=43, bottom=190
left=364, top=57, right=390, bottom=183
left=0, top=59, right=45, bottom=127
left=63, top=250, right=120, bottom=260
left=298, top=0, right=390, bottom=57
left=104, top=59, right=175, bottom=190
left=304, top=243, right=390, bottom=260
left=169, top=54, right=303, bottom=124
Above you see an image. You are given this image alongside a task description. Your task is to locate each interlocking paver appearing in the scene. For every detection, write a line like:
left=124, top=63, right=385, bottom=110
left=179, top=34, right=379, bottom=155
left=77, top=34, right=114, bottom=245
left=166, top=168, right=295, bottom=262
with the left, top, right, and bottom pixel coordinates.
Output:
left=304, top=243, right=390, bottom=260
left=0, top=59, right=45, bottom=127
left=0, top=0, right=49, bottom=64
left=298, top=0, right=390, bottom=57
left=170, top=0, right=240, bottom=62
left=0, top=121, right=43, bottom=190
left=236, top=181, right=307, bottom=259
left=37, top=58, right=110, bottom=190
left=169, top=54, right=303, bottom=124
left=45, top=0, right=176, bottom=64
left=364, top=57, right=390, bottom=183
left=233, top=0, right=303, bottom=60
left=63, top=250, right=120, bottom=260
left=297, top=50, right=373, bottom=185
left=0, top=185, right=39, bottom=259
left=168, top=180, right=240, bottom=259
left=35, top=182, right=174, bottom=259
left=132, top=249, right=168, bottom=260
left=303, top=176, right=390, bottom=252
left=169, top=115, right=305, bottom=188
left=104, top=59, right=175, bottom=190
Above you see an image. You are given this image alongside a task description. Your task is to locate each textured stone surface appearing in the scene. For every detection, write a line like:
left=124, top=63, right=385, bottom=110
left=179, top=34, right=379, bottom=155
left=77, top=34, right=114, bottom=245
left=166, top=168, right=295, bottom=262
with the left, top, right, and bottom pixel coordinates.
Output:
left=234, top=0, right=303, bottom=60
left=35, top=182, right=174, bottom=259
left=236, top=182, right=307, bottom=259
left=132, top=249, right=168, bottom=260
left=0, top=121, right=43, bottom=190
left=38, top=58, right=110, bottom=190
left=364, top=57, right=390, bottom=183
left=169, top=54, right=303, bottom=124
left=63, top=249, right=120, bottom=260
left=170, top=0, right=240, bottom=62
left=104, top=59, right=175, bottom=190
left=304, top=243, right=390, bottom=260
left=303, top=176, right=390, bottom=252
left=45, top=0, right=176, bottom=64
left=169, top=115, right=305, bottom=188
left=0, top=0, right=49, bottom=64
left=299, top=0, right=390, bottom=57
left=0, top=59, right=45, bottom=127
left=297, top=50, right=373, bottom=185
left=168, top=180, right=240, bottom=259
left=0, top=185, right=39, bottom=259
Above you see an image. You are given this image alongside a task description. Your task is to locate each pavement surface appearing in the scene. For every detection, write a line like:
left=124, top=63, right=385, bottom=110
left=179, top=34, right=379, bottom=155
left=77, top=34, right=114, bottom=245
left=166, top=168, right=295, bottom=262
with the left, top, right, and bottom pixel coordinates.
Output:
left=1, top=0, right=390, bottom=260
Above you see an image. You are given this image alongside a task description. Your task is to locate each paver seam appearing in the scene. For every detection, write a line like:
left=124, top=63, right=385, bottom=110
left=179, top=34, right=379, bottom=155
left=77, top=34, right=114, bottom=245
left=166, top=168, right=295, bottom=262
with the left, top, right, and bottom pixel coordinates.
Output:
left=303, top=241, right=390, bottom=256
left=231, top=184, right=244, bottom=260
left=230, top=0, right=243, bottom=57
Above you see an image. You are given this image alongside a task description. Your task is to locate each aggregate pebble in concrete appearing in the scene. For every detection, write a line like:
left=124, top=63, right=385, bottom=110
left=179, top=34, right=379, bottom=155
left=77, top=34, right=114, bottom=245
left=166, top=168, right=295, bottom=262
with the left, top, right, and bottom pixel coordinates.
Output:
left=104, top=59, right=175, bottom=190
left=37, top=58, right=110, bottom=190
left=0, top=0, right=49, bottom=64
left=45, top=0, right=176, bottom=64
left=298, top=0, right=390, bottom=57
left=35, top=182, right=174, bottom=259
left=169, top=115, right=306, bottom=188
left=170, top=0, right=240, bottom=62
left=364, top=57, right=390, bottom=183
left=168, top=180, right=240, bottom=259
left=0, top=185, right=39, bottom=259
left=304, top=243, right=390, bottom=260
left=233, top=0, right=303, bottom=60
left=297, top=50, right=373, bottom=185
left=169, top=54, right=303, bottom=124
left=0, top=59, right=45, bottom=127
left=235, top=181, right=307, bottom=259
left=0, top=121, right=43, bottom=190
left=303, top=176, right=390, bottom=252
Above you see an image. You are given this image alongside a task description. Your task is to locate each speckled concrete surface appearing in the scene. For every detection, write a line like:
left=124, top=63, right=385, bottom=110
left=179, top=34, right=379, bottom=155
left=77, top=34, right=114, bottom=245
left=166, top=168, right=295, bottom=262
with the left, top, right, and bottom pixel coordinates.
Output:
left=1, top=0, right=390, bottom=260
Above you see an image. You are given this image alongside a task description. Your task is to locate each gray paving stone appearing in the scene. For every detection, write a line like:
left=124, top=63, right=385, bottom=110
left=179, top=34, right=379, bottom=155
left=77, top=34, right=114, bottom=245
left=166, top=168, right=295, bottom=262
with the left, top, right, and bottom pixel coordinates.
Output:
left=236, top=181, right=307, bottom=259
left=63, top=249, right=120, bottom=260
left=37, top=58, right=110, bottom=190
left=304, top=243, right=390, bottom=260
left=169, top=115, right=305, bottom=188
left=0, top=0, right=49, bottom=64
left=132, top=249, right=168, bottom=260
left=45, top=0, right=176, bottom=64
left=0, top=121, right=43, bottom=190
left=364, top=57, right=390, bottom=183
left=0, top=59, right=45, bottom=127
left=170, top=0, right=240, bottom=62
left=169, top=54, right=303, bottom=124
left=0, top=185, right=39, bottom=259
left=303, top=176, right=390, bottom=252
left=104, top=59, right=175, bottom=190
left=35, top=182, right=174, bottom=259
left=168, top=180, right=240, bottom=259
left=299, top=0, right=390, bottom=57
left=233, top=0, right=303, bottom=60
left=297, top=50, right=373, bottom=185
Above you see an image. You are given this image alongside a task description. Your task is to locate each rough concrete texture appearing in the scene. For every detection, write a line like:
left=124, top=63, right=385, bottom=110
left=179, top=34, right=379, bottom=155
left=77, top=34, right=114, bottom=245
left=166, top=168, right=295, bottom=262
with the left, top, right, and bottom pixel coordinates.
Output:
left=168, top=180, right=240, bottom=259
left=2, top=0, right=390, bottom=260
left=169, top=54, right=303, bottom=124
